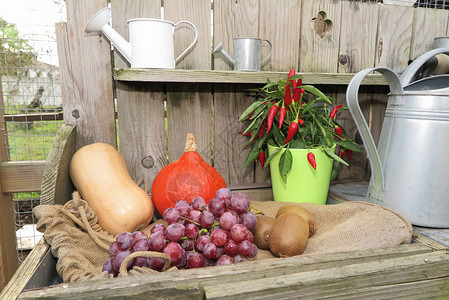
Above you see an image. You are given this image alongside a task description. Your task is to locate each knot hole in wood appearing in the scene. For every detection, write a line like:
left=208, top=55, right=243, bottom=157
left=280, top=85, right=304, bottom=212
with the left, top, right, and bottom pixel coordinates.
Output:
left=141, top=156, right=155, bottom=169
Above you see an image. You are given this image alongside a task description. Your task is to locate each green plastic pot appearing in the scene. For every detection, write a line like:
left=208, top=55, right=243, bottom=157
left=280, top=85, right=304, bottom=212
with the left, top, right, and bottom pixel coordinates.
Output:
left=268, top=144, right=336, bottom=205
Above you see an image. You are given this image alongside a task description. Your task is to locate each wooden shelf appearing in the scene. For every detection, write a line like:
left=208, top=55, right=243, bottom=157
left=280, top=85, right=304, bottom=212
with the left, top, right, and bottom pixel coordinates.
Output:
left=113, top=69, right=388, bottom=85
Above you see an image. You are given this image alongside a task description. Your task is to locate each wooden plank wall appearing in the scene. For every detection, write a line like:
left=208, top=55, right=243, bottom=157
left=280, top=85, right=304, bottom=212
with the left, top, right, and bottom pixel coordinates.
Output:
left=59, top=0, right=449, bottom=192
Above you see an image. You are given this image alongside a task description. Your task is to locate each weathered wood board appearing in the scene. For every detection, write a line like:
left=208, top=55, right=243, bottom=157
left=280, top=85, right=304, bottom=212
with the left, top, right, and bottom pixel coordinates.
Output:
left=56, top=0, right=116, bottom=149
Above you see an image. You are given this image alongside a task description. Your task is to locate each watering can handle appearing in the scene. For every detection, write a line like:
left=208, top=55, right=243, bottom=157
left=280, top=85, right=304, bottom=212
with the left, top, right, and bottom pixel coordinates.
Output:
left=260, top=39, right=273, bottom=65
left=400, top=48, right=449, bottom=86
left=174, top=21, right=199, bottom=64
left=346, top=67, right=404, bottom=192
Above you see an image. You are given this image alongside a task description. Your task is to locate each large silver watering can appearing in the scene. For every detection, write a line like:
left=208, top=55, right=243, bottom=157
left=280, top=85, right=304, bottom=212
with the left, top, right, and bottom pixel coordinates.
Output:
left=346, top=47, right=449, bottom=228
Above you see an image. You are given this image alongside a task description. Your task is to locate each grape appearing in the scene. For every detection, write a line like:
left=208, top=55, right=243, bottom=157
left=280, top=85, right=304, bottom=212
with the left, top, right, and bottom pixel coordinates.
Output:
left=223, top=239, right=239, bottom=256
left=165, top=223, right=185, bottom=242
left=210, top=228, right=229, bottom=247
left=133, top=239, right=150, bottom=252
left=245, top=230, right=254, bottom=243
left=239, top=211, right=257, bottom=230
left=185, top=223, right=199, bottom=239
left=230, top=224, right=249, bottom=242
left=132, top=257, right=148, bottom=268
left=112, top=250, right=133, bottom=273
left=173, top=251, right=187, bottom=268
left=191, top=196, right=207, bottom=211
left=150, top=223, right=166, bottom=234
left=239, top=240, right=255, bottom=257
left=204, top=257, right=216, bottom=267
left=116, top=232, right=134, bottom=250
left=215, top=188, right=233, bottom=206
left=216, top=254, right=234, bottom=266
left=199, top=211, right=215, bottom=228
left=163, top=242, right=184, bottom=265
left=233, top=254, right=248, bottom=264
left=214, top=247, right=224, bottom=260
left=132, top=231, right=148, bottom=241
left=208, top=197, right=226, bottom=216
left=219, top=211, right=239, bottom=231
left=163, top=208, right=181, bottom=224
left=247, top=242, right=258, bottom=258
left=185, top=209, right=201, bottom=224
left=147, top=257, right=166, bottom=271
left=187, top=252, right=206, bottom=269
left=203, top=242, right=218, bottom=259
left=148, top=231, right=166, bottom=252
left=195, top=234, right=210, bottom=252
left=180, top=238, right=194, bottom=251
left=175, top=200, right=190, bottom=216
left=102, top=257, right=115, bottom=275
left=109, top=241, right=122, bottom=256
left=230, top=193, right=250, bottom=214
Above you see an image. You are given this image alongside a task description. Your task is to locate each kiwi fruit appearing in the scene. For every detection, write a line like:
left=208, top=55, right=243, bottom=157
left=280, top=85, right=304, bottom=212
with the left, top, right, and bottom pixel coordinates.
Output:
left=268, top=213, right=309, bottom=257
left=251, top=215, right=275, bottom=250
left=276, top=204, right=317, bottom=237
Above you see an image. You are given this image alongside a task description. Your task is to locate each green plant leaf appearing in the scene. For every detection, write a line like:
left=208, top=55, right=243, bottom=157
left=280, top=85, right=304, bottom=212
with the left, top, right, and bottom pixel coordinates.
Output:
left=272, top=125, right=285, bottom=146
left=279, top=147, right=293, bottom=183
left=324, top=147, right=349, bottom=166
left=265, top=146, right=282, bottom=166
left=239, top=100, right=265, bottom=122
left=302, top=85, right=332, bottom=104
left=335, top=140, right=364, bottom=152
left=290, top=139, right=305, bottom=149
left=243, top=140, right=261, bottom=168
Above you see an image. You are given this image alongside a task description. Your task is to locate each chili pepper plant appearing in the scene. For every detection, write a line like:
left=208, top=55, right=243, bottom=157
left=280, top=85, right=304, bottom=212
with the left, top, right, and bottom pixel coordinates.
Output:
left=239, top=69, right=362, bottom=183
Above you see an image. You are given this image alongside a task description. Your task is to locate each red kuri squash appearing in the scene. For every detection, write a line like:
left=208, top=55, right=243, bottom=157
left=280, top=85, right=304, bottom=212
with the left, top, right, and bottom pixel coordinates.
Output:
left=151, top=133, right=226, bottom=215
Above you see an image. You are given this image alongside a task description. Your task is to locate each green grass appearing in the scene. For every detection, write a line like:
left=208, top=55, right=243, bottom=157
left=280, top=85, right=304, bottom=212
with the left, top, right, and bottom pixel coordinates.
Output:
left=6, top=119, right=64, bottom=161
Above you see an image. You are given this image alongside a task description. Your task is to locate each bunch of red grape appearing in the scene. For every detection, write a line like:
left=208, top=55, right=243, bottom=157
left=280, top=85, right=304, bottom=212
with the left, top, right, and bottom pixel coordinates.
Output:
left=102, top=188, right=259, bottom=276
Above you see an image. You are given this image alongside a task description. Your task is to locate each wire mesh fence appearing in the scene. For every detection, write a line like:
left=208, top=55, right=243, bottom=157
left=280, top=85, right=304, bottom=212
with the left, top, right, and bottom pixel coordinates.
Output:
left=0, top=0, right=66, bottom=263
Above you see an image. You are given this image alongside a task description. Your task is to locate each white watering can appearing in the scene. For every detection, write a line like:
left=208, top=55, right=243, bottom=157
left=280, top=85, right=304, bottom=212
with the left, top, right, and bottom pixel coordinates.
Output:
left=346, top=47, right=449, bottom=228
left=85, top=7, right=198, bottom=68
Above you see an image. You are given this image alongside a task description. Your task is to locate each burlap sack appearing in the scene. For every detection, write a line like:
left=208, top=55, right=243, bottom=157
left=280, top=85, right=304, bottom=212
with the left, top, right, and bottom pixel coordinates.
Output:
left=34, top=192, right=413, bottom=282
left=250, top=200, right=413, bottom=260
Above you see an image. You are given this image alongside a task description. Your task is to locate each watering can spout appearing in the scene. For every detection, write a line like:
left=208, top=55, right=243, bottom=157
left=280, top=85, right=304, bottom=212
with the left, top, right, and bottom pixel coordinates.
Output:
left=213, top=42, right=235, bottom=66
left=85, top=7, right=132, bottom=63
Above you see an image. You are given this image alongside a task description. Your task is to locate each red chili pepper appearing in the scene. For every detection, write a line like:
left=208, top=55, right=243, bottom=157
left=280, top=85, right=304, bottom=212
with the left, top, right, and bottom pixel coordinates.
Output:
left=259, top=119, right=266, bottom=139
left=266, top=104, right=279, bottom=133
left=335, top=126, right=343, bottom=139
left=278, top=106, right=287, bottom=129
left=307, top=152, right=317, bottom=170
left=298, top=118, right=304, bottom=125
left=338, top=149, right=345, bottom=158
left=259, top=151, right=265, bottom=168
left=284, top=84, right=292, bottom=106
left=346, top=149, right=353, bottom=161
left=239, top=131, right=252, bottom=137
left=284, top=121, right=299, bottom=144
left=288, top=69, right=295, bottom=79
left=293, top=87, right=303, bottom=102
left=296, top=78, right=302, bottom=86
left=329, top=105, right=343, bottom=119
left=246, top=111, right=254, bottom=120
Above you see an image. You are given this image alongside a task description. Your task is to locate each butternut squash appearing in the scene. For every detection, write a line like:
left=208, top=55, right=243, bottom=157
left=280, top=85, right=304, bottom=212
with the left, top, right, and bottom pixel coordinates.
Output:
left=69, top=143, right=154, bottom=235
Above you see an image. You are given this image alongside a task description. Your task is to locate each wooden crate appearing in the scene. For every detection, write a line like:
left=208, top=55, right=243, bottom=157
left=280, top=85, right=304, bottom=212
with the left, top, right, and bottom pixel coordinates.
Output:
left=3, top=0, right=449, bottom=298
left=2, top=124, right=449, bottom=299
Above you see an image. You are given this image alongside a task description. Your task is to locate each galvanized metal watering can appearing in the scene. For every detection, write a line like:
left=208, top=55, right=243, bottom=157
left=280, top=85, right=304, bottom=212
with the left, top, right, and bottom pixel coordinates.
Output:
left=85, top=7, right=198, bottom=68
left=213, top=38, right=273, bottom=71
left=346, top=47, right=449, bottom=228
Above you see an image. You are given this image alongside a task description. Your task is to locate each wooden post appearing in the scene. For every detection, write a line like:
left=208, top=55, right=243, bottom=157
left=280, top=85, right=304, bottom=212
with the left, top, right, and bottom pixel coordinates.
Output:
left=56, top=0, right=116, bottom=149
left=0, top=75, right=19, bottom=291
